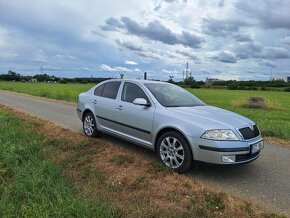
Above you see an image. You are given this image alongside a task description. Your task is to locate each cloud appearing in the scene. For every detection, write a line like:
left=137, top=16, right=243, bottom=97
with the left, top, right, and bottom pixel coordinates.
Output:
left=0, top=0, right=290, bottom=81
left=202, top=18, right=248, bottom=37
left=261, top=47, right=290, bottom=59
left=200, top=68, right=210, bottom=74
left=218, top=0, right=225, bottom=7
left=236, top=0, right=290, bottom=29
left=278, top=36, right=290, bottom=46
left=259, top=61, right=277, bottom=68
left=115, top=39, right=143, bottom=51
left=233, top=42, right=290, bottom=60
left=101, top=17, right=204, bottom=48
left=211, top=51, right=237, bottom=63
left=98, top=64, right=132, bottom=72
left=233, top=34, right=252, bottom=42
left=125, top=60, right=138, bottom=65
left=233, top=42, right=263, bottom=59
left=175, top=50, right=198, bottom=60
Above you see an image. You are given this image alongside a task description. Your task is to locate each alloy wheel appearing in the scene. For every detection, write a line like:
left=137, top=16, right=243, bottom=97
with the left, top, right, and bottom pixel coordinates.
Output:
left=160, top=137, right=185, bottom=169
left=84, top=115, right=95, bottom=136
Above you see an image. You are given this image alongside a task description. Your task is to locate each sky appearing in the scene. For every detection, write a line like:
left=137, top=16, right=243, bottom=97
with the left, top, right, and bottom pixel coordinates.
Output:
left=0, top=0, right=290, bottom=81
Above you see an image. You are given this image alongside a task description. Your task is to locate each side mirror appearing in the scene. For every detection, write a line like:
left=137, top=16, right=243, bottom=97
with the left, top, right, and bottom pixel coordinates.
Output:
left=133, top=98, right=150, bottom=106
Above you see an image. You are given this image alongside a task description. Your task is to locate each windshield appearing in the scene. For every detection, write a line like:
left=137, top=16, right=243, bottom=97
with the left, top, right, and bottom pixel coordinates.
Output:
left=144, top=83, right=206, bottom=107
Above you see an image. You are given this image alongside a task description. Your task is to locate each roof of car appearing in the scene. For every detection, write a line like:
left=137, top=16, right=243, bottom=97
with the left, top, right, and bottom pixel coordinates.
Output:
left=104, top=78, right=167, bottom=84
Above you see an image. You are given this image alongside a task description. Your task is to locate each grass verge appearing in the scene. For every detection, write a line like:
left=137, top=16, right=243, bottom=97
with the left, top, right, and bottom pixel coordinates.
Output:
left=0, top=105, right=287, bottom=217
left=0, top=107, right=117, bottom=217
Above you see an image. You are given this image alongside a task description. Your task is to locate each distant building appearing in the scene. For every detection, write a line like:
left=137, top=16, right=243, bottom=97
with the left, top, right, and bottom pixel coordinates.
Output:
left=206, top=77, right=221, bottom=83
left=287, top=77, right=290, bottom=82
left=271, top=77, right=286, bottom=82
left=30, top=79, right=37, bottom=83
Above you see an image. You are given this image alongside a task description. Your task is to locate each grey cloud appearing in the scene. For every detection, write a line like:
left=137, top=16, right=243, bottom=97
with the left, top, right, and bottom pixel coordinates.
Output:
left=154, top=4, right=161, bottom=11
left=176, top=50, right=198, bottom=60
left=218, top=0, right=225, bottom=7
left=234, top=42, right=263, bottom=59
left=236, top=0, right=290, bottom=29
left=202, top=18, right=248, bottom=37
left=215, top=69, right=223, bottom=74
left=212, top=51, right=237, bottom=63
left=115, top=39, right=143, bottom=52
left=279, top=36, right=290, bottom=46
left=200, top=68, right=210, bottom=74
left=233, top=34, right=252, bottom=42
left=261, top=47, right=290, bottom=59
left=100, top=17, right=123, bottom=31
left=259, top=61, right=277, bottom=68
left=101, top=17, right=204, bottom=48
left=233, top=42, right=290, bottom=60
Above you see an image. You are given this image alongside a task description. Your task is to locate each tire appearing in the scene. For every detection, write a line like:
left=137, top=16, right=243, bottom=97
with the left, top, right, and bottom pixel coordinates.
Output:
left=82, top=112, right=101, bottom=138
left=157, top=131, right=193, bottom=173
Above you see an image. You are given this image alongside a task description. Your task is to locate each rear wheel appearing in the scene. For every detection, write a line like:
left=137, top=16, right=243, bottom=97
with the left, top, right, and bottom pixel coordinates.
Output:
left=157, top=131, right=193, bottom=173
left=83, top=112, right=101, bottom=138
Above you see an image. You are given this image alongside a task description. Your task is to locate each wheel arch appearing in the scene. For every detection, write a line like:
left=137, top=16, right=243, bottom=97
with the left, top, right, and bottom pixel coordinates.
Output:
left=154, top=126, right=192, bottom=153
left=82, top=108, right=94, bottom=122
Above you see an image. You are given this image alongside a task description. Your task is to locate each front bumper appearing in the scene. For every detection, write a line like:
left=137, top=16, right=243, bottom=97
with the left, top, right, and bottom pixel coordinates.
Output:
left=188, top=136, right=263, bottom=164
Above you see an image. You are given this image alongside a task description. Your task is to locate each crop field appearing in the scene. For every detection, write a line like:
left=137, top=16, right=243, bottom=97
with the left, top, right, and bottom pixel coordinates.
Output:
left=0, top=81, right=289, bottom=140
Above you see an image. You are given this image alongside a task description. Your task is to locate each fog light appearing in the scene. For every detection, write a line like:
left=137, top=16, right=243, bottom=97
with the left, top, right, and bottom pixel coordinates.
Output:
left=222, top=155, right=235, bottom=163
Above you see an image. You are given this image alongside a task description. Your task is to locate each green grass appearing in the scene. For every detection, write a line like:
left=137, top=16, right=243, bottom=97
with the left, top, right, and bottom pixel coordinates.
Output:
left=0, top=81, right=289, bottom=140
left=187, top=88, right=290, bottom=140
left=0, top=81, right=94, bottom=102
left=0, top=108, right=116, bottom=217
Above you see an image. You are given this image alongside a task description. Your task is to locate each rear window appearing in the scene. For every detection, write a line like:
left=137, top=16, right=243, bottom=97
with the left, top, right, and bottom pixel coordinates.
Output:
left=101, top=81, right=121, bottom=99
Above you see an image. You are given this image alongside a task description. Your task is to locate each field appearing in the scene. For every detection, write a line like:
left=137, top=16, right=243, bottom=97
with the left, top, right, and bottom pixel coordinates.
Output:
left=0, top=81, right=94, bottom=102
left=0, top=81, right=289, bottom=141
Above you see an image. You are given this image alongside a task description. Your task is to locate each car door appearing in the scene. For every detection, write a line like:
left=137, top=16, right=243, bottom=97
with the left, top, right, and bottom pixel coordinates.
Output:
left=92, top=81, right=121, bottom=131
left=115, top=82, right=155, bottom=144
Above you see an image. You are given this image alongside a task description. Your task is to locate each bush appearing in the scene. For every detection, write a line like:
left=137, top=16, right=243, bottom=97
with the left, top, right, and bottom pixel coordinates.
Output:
left=284, top=87, right=290, bottom=92
left=190, top=81, right=201, bottom=89
left=227, top=83, right=238, bottom=90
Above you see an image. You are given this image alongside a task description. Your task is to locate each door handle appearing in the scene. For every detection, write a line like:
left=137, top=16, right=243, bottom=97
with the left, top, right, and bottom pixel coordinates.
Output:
left=93, top=100, right=97, bottom=104
left=117, top=105, right=123, bottom=110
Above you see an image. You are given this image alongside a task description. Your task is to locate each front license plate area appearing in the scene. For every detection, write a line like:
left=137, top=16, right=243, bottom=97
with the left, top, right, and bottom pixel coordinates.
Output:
left=251, top=140, right=264, bottom=154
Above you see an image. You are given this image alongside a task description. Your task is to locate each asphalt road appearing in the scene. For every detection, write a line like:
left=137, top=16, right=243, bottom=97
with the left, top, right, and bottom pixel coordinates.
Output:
left=0, top=90, right=289, bottom=214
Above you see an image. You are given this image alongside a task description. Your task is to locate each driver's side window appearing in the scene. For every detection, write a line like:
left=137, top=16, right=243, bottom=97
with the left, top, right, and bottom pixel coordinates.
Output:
left=121, top=82, right=149, bottom=103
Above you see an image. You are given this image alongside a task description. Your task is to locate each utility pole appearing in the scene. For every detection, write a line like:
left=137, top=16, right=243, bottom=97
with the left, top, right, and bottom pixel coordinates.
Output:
left=185, top=62, right=189, bottom=79
left=40, top=66, right=43, bottom=74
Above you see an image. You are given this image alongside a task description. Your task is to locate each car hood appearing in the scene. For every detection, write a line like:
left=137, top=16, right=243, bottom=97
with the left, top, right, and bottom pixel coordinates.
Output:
left=166, top=105, right=254, bottom=130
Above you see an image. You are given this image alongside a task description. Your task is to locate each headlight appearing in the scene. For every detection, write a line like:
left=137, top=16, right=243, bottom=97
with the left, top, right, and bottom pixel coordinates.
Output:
left=201, top=129, right=239, bottom=141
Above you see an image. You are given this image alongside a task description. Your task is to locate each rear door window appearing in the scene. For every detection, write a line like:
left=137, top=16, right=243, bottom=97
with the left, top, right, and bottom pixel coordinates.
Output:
left=101, top=81, right=121, bottom=99
left=94, top=84, right=105, bottom=96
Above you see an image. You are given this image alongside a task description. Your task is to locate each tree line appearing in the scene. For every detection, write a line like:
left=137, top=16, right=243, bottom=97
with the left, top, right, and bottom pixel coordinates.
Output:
left=0, top=71, right=111, bottom=84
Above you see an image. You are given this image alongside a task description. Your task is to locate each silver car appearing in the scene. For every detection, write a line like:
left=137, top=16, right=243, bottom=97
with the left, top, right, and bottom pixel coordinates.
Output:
left=77, top=79, right=263, bottom=172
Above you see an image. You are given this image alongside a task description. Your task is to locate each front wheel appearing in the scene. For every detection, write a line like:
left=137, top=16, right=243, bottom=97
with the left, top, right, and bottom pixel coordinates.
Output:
left=83, top=112, right=101, bottom=138
left=157, top=131, right=193, bottom=173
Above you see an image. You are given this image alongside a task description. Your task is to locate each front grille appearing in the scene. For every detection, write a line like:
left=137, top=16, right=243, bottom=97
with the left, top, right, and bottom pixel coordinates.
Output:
left=239, top=125, right=260, bottom=140
left=236, top=151, right=260, bottom=162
